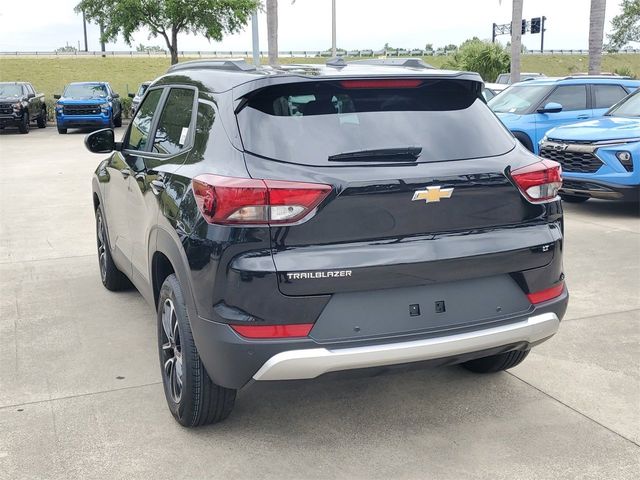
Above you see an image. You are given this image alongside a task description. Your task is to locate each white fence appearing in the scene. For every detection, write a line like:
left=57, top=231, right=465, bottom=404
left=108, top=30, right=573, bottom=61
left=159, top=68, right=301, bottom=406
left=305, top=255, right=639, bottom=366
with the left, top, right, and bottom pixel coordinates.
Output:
left=1, top=48, right=639, bottom=58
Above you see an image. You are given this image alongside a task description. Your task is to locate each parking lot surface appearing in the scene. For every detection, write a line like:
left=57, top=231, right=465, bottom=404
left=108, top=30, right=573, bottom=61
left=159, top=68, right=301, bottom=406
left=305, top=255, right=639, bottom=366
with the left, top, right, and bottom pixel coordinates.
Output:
left=1, top=127, right=639, bottom=479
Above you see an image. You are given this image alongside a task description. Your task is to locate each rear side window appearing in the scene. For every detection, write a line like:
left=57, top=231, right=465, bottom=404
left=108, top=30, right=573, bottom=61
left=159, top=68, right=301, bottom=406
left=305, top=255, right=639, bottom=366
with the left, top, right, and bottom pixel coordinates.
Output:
left=593, top=84, right=628, bottom=109
left=237, top=79, right=515, bottom=165
left=127, top=89, right=163, bottom=151
left=152, top=88, right=195, bottom=155
left=545, top=85, right=587, bottom=111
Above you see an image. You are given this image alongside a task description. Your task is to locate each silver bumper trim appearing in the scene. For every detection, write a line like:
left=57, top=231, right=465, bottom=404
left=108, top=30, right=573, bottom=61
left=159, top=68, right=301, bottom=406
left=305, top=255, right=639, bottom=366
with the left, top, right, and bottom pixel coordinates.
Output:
left=253, top=313, right=559, bottom=381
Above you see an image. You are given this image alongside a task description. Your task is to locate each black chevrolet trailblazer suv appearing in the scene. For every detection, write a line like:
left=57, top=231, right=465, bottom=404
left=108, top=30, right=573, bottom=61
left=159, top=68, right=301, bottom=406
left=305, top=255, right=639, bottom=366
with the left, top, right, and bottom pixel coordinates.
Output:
left=85, top=58, right=568, bottom=427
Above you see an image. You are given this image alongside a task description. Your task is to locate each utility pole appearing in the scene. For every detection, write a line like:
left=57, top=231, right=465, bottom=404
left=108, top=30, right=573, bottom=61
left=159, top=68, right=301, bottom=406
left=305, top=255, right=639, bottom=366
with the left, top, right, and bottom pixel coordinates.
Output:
left=82, top=11, right=88, bottom=51
left=540, top=16, right=546, bottom=53
left=492, top=23, right=497, bottom=43
left=251, top=10, right=260, bottom=67
left=331, top=0, right=336, bottom=56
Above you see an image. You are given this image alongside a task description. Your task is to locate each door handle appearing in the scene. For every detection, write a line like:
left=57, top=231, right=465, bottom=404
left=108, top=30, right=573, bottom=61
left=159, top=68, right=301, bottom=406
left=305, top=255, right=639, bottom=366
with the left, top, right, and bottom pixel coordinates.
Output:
left=120, top=168, right=131, bottom=178
left=576, top=114, right=589, bottom=119
left=150, top=178, right=165, bottom=195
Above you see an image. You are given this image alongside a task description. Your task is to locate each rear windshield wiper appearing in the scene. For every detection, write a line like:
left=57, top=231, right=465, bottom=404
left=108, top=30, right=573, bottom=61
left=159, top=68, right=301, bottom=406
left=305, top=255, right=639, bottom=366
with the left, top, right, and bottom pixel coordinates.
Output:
left=328, top=147, right=422, bottom=162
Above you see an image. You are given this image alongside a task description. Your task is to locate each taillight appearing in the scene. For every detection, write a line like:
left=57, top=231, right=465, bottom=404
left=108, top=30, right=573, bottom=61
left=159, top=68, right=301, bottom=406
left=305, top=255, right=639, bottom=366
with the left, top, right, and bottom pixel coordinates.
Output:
left=527, top=282, right=564, bottom=304
left=511, top=159, right=562, bottom=203
left=230, top=323, right=314, bottom=339
left=339, top=79, right=423, bottom=89
left=192, top=174, right=331, bottom=225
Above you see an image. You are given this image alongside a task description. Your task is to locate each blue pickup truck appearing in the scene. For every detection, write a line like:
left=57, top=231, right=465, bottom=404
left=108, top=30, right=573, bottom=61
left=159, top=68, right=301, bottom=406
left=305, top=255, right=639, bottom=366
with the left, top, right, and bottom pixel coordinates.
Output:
left=488, top=76, right=640, bottom=154
left=54, top=82, right=122, bottom=134
left=539, top=89, right=640, bottom=202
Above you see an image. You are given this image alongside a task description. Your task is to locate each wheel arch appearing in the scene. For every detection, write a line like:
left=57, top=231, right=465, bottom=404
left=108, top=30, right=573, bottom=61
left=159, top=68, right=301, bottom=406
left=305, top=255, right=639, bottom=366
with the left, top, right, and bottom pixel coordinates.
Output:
left=151, top=227, right=197, bottom=316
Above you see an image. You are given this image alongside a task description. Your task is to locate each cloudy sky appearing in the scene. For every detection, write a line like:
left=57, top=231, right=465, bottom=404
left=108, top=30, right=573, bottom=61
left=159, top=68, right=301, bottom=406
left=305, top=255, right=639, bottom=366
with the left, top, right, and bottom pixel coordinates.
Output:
left=0, top=0, right=632, bottom=53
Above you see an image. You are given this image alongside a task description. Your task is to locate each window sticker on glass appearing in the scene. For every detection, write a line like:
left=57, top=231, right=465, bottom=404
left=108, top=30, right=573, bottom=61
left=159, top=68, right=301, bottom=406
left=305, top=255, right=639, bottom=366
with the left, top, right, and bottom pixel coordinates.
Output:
left=179, top=127, right=189, bottom=146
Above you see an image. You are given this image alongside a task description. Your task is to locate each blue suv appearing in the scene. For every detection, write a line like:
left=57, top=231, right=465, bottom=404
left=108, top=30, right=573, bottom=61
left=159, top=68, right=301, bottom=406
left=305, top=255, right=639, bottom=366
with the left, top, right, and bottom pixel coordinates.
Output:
left=539, top=89, right=640, bottom=202
left=488, top=76, right=640, bottom=154
left=54, top=82, right=122, bottom=134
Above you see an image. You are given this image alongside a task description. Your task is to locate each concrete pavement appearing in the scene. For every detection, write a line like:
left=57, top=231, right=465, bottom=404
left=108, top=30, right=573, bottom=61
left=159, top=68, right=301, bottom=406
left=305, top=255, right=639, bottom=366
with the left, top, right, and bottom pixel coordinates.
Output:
left=1, top=127, right=639, bottom=479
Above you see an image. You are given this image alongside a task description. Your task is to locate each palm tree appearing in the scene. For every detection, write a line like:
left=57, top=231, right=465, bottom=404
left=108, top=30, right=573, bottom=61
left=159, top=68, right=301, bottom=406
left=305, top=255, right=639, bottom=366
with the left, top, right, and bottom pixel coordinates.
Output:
left=588, top=0, right=607, bottom=74
left=267, top=0, right=278, bottom=66
left=510, top=0, right=523, bottom=83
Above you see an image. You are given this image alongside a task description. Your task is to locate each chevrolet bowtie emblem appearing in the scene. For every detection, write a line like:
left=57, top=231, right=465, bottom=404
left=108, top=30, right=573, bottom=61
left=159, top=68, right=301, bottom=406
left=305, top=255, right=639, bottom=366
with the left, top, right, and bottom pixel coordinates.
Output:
left=412, top=186, right=454, bottom=203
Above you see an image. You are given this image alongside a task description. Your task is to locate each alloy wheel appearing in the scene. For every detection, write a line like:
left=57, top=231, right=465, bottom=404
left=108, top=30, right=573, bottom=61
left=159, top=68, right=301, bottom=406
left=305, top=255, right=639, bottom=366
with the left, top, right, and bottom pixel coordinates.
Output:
left=160, top=298, right=183, bottom=403
left=96, top=212, right=107, bottom=283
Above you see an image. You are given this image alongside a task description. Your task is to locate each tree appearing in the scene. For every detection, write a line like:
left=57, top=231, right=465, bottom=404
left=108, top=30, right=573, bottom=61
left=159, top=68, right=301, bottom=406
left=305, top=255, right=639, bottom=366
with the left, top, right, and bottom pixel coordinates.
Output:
left=76, top=0, right=259, bottom=65
left=510, top=0, right=523, bottom=83
left=588, top=0, right=607, bottom=74
left=443, top=39, right=510, bottom=82
left=56, top=44, right=78, bottom=53
left=607, top=0, right=640, bottom=50
left=266, top=0, right=278, bottom=66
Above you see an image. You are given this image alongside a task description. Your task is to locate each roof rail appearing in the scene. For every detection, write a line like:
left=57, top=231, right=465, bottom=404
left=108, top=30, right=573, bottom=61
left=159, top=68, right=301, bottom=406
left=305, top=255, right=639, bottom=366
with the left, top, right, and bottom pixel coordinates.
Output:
left=561, top=74, right=628, bottom=80
left=167, top=59, right=257, bottom=73
left=350, top=58, right=435, bottom=69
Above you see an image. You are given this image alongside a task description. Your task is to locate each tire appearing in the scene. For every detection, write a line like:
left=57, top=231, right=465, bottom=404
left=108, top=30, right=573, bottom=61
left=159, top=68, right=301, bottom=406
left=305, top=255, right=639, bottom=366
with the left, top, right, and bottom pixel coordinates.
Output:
left=158, top=274, right=236, bottom=427
left=95, top=207, right=131, bottom=291
left=37, top=108, right=47, bottom=128
left=513, top=131, right=534, bottom=153
left=561, top=194, right=589, bottom=203
left=18, top=113, right=29, bottom=134
left=57, top=127, right=67, bottom=134
left=114, top=113, right=122, bottom=128
left=462, top=349, right=530, bottom=373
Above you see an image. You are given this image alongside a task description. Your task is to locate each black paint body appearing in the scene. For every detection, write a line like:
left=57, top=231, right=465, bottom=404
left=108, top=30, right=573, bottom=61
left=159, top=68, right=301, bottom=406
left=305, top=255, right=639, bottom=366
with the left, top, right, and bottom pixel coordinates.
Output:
left=91, top=64, right=568, bottom=389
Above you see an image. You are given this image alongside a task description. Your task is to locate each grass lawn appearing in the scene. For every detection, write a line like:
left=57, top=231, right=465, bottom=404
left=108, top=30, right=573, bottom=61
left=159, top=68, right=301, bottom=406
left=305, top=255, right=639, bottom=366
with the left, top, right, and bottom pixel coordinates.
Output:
left=1, top=54, right=638, bottom=99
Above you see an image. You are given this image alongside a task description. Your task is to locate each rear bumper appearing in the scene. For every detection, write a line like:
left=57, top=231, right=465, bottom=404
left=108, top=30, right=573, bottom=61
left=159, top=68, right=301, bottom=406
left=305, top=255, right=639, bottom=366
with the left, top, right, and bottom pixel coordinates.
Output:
left=254, top=312, right=559, bottom=381
left=189, top=290, right=567, bottom=389
left=560, top=178, right=640, bottom=201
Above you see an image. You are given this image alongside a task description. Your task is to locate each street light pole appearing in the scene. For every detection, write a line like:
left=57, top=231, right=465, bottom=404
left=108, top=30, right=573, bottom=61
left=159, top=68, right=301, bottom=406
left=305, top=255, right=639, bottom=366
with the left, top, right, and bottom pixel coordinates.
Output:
left=331, top=0, right=336, bottom=56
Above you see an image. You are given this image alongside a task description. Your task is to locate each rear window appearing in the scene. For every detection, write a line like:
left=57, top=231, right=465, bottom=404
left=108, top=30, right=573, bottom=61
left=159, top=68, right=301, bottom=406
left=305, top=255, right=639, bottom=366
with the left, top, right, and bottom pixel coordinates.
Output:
left=237, top=80, right=515, bottom=165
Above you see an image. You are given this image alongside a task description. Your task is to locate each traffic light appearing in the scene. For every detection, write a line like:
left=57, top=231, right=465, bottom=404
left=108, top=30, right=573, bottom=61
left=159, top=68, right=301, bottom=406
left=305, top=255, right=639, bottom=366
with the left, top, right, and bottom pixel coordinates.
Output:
left=521, top=19, right=527, bottom=34
left=531, top=17, right=541, bottom=34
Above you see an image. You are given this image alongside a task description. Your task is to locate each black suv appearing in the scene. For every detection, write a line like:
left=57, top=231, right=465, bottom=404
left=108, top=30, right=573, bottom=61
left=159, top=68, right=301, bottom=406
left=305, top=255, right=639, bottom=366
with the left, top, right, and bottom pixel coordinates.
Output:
left=86, top=59, right=568, bottom=427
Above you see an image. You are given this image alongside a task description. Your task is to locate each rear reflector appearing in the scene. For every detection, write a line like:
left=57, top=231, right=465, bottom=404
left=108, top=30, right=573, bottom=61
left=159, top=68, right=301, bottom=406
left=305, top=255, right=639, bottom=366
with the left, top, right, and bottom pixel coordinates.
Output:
left=192, top=174, right=331, bottom=225
left=511, top=159, right=562, bottom=203
left=527, top=282, right=564, bottom=304
left=339, top=79, right=423, bottom=89
left=230, top=323, right=314, bottom=339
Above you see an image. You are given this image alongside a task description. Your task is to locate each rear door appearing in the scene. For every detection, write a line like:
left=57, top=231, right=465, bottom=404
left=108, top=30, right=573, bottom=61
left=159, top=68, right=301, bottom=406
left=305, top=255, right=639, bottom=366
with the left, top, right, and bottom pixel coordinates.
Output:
left=591, top=83, right=629, bottom=117
left=105, top=87, right=164, bottom=273
left=127, top=86, right=196, bottom=283
left=534, top=84, right=590, bottom=145
left=236, top=78, right=556, bottom=296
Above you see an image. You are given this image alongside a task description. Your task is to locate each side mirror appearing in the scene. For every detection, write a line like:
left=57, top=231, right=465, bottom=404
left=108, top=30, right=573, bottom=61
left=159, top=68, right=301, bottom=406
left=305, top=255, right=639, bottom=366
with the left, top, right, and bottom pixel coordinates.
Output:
left=27, top=93, right=36, bottom=99
left=53, top=94, right=61, bottom=100
left=537, top=102, right=563, bottom=114
left=113, top=93, right=120, bottom=99
left=128, top=93, right=135, bottom=98
left=85, top=128, right=117, bottom=154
